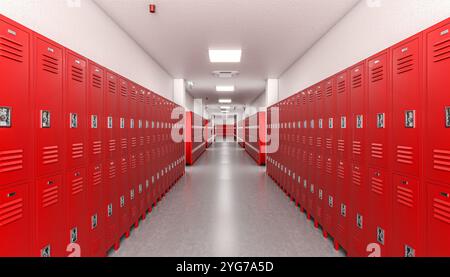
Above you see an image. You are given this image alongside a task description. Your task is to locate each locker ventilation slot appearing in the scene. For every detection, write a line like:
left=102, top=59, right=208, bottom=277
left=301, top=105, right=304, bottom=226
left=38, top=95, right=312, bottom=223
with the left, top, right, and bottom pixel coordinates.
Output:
left=108, top=164, right=116, bottom=179
left=396, top=54, right=414, bottom=74
left=316, top=156, right=323, bottom=170
left=108, top=80, right=117, bottom=94
left=433, top=149, right=450, bottom=172
left=326, top=138, right=333, bottom=149
left=432, top=197, right=450, bottom=224
left=0, top=36, right=23, bottom=63
left=396, top=185, right=414, bottom=208
left=71, top=143, right=84, bottom=159
left=371, top=143, right=384, bottom=159
left=316, top=89, right=322, bottom=101
left=337, top=140, right=345, bottom=152
left=352, top=73, right=362, bottom=88
left=371, top=177, right=384, bottom=195
left=120, top=160, right=127, bottom=174
left=71, top=177, right=84, bottom=195
left=139, top=153, right=145, bottom=167
left=92, top=74, right=102, bottom=89
left=316, top=137, right=322, bottom=148
left=352, top=141, right=362, bottom=156
left=92, top=141, right=102, bottom=155
left=352, top=169, right=361, bottom=187
left=130, top=91, right=137, bottom=101
left=71, top=66, right=84, bottom=83
left=432, top=38, right=450, bottom=63
left=121, top=138, right=128, bottom=150
left=131, top=137, right=137, bottom=148
left=92, top=169, right=102, bottom=186
left=0, top=149, right=24, bottom=173
left=42, top=185, right=59, bottom=208
left=103, top=139, right=113, bottom=153
left=326, top=86, right=333, bottom=97
left=42, top=146, right=59, bottom=165
left=396, top=146, right=413, bottom=165
left=140, top=137, right=145, bottom=146
left=337, top=80, right=346, bottom=94
left=370, top=65, right=384, bottom=83
left=42, top=54, right=59, bottom=74
left=0, top=197, right=23, bottom=226
left=325, top=159, right=333, bottom=174
left=120, top=85, right=127, bottom=97
left=337, top=164, right=345, bottom=179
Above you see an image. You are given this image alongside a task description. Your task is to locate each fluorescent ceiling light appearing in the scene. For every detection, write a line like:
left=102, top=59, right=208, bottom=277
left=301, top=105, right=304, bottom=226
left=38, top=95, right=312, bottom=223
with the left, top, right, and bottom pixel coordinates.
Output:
left=221, top=110, right=229, bottom=113
left=216, top=85, right=235, bottom=92
left=209, top=49, right=242, bottom=63
left=218, top=99, right=232, bottom=104
left=220, top=106, right=231, bottom=110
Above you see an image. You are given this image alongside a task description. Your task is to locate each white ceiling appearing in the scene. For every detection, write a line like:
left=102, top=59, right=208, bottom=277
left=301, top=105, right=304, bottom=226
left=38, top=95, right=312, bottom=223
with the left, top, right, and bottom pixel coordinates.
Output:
left=94, top=0, right=358, bottom=105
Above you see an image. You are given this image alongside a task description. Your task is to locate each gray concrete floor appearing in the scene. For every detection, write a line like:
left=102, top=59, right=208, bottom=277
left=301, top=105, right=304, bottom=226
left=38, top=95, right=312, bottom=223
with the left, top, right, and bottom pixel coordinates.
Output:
left=109, top=141, right=345, bottom=257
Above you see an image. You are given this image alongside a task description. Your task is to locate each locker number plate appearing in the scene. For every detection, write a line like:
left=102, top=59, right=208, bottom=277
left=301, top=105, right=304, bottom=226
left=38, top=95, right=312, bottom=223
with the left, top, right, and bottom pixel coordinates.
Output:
left=41, top=110, right=51, bottom=128
left=0, top=107, right=12, bottom=127
left=405, top=110, right=415, bottom=128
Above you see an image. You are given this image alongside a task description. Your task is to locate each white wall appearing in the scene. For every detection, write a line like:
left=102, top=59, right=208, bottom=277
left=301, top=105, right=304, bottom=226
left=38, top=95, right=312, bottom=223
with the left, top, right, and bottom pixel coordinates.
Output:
left=279, top=0, right=450, bottom=100
left=0, top=0, right=173, bottom=99
left=266, top=79, right=279, bottom=107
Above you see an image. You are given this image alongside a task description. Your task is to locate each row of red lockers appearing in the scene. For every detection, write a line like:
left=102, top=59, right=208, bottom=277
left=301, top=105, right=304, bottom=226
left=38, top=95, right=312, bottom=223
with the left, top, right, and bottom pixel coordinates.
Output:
left=0, top=15, right=185, bottom=257
left=185, top=112, right=215, bottom=165
left=214, top=125, right=236, bottom=137
left=266, top=17, right=450, bottom=257
left=238, top=112, right=266, bottom=166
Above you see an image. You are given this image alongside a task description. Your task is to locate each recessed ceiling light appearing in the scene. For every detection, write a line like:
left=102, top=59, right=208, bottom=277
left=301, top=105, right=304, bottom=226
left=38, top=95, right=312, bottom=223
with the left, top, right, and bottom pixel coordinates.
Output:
left=220, top=106, right=231, bottom=109
left=209, top=49, right=241, bottom=63
left=216, top=85, right=234, bottom=92
left=221, top=110, right=229, bottom=113
left=218, top=99, right=232, bottom=104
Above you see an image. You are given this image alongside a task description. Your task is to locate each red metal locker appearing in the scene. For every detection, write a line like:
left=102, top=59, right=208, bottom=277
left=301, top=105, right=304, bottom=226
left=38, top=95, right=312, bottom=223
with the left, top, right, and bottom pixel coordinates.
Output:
left=65, top=51, right=87, bottom=170
left=144, top=90, right=152, bottom=212
left=392, top=174, right=421, bottom=257
left=0, top=182, right=31, bottom=256
left=323, top=77, right=336, bottom=238
left=34, top=174, right=65, bottom=257
left=367, top=51, right=390, bottom=169
left=118, top=155, right=130, bottom=237
left=426, top=182, right=450, bottom=256
left=315, top=84, right=325, bottom=228
left=0, top=16, right=32, bottom=187
left=391, top=35, right=423, bottom=176
left=33, top=34, right=64, bottom=176
left=334, top=71, right=350, bottom=251
left=306, top=88, right=316, bottom=220
left=424, top=19, right=450, bottom=185
left=136, top=87, right=146, bottom=220
left=65, top=167, right=87, bottom=255
left=349, top=63, right=366, bottom=163
left=85, top=62, right=105, bottom=256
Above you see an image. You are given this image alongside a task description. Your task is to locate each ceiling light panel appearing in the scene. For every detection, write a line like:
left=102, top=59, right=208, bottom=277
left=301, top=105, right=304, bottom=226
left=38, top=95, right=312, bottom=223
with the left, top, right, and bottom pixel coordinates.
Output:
left=209, top=49, right=241, bottom=63
left=220, top=106, right=231, bottom=109
left=216, top=85, right=235, bottom=92
left=218, top=99, right=232, bottom=104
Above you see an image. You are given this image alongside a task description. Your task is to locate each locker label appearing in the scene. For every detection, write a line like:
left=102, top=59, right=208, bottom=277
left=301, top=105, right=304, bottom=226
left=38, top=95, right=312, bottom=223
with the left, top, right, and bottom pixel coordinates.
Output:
left=405, top=245, right=415, bottom=257
left=0, top=106, right=11, bottom=128
left=120, top=118, right=125, bottom=129
left=120, top=196, right=125, bottom=207
left=107, top=116, right=113, bottom=129
left=41, top=110, right=51, bottom=128
left=340, top=204, right=347, bottom=217
left=70, top=113, right=78, bottom=128
left=328, top=118, right=333, bottom=129
left=7, top=29, right=17, bottom=36
left=405, top=110, right=415, bottom=128
left=356, top=115, right=363, bottom=129
left=377, top=227, right=385, bottom=245
left=70, top=227, right=78, bottom=243
left=41, top=245, right=51, bottom=257
left=91, top=115, right=98, bottom=129
left=107, top=203, right=113, bottom=217
left=441, top=29, right=449, bottom=36
left=377, top=113, right=385, bottom=128
left=340, top=116, right=346, bottom=129
left=446, top=107, right=450, bottom=128
left=356, top=214, right=363, bottom=229
left=91, top=214, right=98, bottom=229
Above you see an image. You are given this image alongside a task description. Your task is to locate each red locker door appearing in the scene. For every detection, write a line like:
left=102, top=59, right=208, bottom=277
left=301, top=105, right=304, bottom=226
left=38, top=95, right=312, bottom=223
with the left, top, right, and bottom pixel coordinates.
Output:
left=367, top=167, right=391, bottom=256
left=426, top=182, right=450, bottom=256
left=65, top=167, right=87, bottom=255
left=392, top=174, right=421, bottom=257
left=65, top=51, right=87, bottom=170
left=86, top=163, right=104, bottom=256
left=0, top=182, right=30, bottom=256
left=392, top=35, right=423, bottom=176
left=425, top=20, right=450, bottom=185
left=87, top=62, right=104, bottom=163
left=349, top=63, right=366, bottom=163
left=35, top=175, right=64, bottom=257
left=0, top=17, right=32, bottom=187
left=129, top=83, right=138, bottom=151
left=145, top=91, right=152, bottom=212
left=335, top=71, right=350, bottom=251
left=367, top=51, right=390, bottom=169
left=104, top=72, right=118, bottom=160
left=349, top=163, right=368, bottom=257
left=103, top=159, right=118, bottom=252
left=119, top=78, right=128, bottom=154
left=118, top=156, right=130, bottom=237
left=34, top=34, right=64, bottom=176
left=315, top=84, right=325, bottom=226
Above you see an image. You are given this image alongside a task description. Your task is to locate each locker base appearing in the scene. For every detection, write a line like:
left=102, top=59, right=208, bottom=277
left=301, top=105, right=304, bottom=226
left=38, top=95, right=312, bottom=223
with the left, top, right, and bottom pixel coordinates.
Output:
left=134, top=221, right=139, bottom=228
left=334, top=241, right=340, bottom=251
left=125, top=231, right=130, bottom=238
left=314, top=219, right=318, bottom=228
left=307, top=213, right=311, bottom=220
left=114, top=242, right=120, bottom=251
left=323, top=230, right=328, bottom=238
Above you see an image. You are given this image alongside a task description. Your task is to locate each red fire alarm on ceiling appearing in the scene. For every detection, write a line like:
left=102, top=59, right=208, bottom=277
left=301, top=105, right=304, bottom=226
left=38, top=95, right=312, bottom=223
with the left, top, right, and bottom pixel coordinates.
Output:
left=149, top=4, right=156, bottom=13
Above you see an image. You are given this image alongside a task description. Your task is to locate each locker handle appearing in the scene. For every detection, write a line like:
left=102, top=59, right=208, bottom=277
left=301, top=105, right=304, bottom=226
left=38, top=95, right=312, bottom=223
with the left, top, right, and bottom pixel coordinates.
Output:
left=7, top=192, right=16, bottom=198
left=401, top=180, right=409, bottom=185
left=74, top=172, right=81, bottom=177
left=374, top=172, right=381, bottom=177
left=440, top=192, right=449, bottom=198
left=47, top=181, right=54, bottom=185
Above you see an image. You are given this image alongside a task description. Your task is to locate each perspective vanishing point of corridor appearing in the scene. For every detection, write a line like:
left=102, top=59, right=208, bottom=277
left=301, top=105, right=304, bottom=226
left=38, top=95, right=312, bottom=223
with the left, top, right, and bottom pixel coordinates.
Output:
left=110, top=140, right=344, bottom=257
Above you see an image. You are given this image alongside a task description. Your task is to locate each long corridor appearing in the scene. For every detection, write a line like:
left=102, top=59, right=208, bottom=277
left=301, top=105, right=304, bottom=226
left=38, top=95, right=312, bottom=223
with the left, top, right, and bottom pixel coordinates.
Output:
left=110, top=141, right=344, bottom=257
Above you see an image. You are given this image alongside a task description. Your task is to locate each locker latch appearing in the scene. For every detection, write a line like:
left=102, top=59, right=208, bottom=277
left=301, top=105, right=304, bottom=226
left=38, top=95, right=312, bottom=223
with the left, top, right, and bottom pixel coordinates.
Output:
left=107, top=204, right=113, bottom=217
left=41, top=245, right=51, bottom=257
left=356, top=214, right=363, bottom=229
left=340, top=204, right=347, bottom=217
left=377, top=227, right=385, bottom=245
left=70, top=227, right=78, bottom=243
left=91, top=214, right=98, bottom=229
left=328, top=196, right=334, bottom=208
left=405, top=245, right=415, bottom=257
